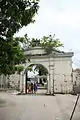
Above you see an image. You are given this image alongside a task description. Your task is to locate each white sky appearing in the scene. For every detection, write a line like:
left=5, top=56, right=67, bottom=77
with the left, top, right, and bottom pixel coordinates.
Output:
left=15, top=0, right=80, bottom=69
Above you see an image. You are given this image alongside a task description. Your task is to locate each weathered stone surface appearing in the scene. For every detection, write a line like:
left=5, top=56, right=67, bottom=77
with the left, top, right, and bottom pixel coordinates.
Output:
left=0, top=47, right=74, bottom=94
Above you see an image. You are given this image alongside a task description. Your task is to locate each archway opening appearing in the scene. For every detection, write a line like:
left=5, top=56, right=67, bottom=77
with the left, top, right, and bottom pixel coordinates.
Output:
left=25, top=64, right=48, bottom=94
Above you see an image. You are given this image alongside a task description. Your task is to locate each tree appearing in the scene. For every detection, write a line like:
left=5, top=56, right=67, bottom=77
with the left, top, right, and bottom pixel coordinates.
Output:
left=28, top=64, right=48, bottom=76
left=0, top=0, right=39, bottom=39
left=40, top=34, right=63, bottom=54
left=0, top=0, right=39, bottom=75
left=0, top=37, right=26, bottom=75
left=34, top=64, right=48, bottom=75
left=30, top=38, right=41, bottom=47
left=23, top=34, right=63, bottom=54
left=21, top=34, right=41, bottom=48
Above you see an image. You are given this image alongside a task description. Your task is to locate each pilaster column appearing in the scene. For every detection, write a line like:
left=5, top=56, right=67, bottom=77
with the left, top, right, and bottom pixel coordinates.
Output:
left=46, top=74, right=50, bottom=94
left=50, top=70, right=54, bottom=94
left=23, top=74, right=26, bottom=93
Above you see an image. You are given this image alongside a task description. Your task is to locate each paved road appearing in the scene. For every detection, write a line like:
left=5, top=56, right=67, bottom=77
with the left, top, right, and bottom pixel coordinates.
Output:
left=0, top=92, right=80, bottom=120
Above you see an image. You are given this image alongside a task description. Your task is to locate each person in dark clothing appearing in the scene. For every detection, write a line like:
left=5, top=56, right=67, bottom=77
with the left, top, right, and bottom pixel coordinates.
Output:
left=34, top=82, right=38, bottom=93
left=31, top=82, right=33, bottom=94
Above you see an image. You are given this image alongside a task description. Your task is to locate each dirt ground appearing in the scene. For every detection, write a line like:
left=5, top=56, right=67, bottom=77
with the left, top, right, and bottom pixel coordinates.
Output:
left=0, top=92, right=80, bottom=120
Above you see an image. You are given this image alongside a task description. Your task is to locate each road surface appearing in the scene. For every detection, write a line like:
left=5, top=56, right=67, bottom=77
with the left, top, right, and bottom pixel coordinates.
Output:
left=0, top=92, right=80, bottom=120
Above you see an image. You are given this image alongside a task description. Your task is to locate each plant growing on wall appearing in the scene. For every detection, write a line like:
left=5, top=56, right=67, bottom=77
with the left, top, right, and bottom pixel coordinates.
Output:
left=40, top=34, right=63, bottom=54
left=23, top=34, right=63, bottom=54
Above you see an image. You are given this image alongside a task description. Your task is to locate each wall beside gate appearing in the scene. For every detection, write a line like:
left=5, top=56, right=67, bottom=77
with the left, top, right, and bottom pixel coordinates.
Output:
left=0, top=74, right=23, bottom=91
left=54, top=74, right=73, bottom=93
left=49, top=56, right=73, bottom=94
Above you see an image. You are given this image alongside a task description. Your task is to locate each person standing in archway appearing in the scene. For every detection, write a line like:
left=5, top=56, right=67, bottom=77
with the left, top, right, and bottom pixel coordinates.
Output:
left=34, top=82, right=38, bottom=93
left=28, top=83, right=31, bottom=93
left=31, top=82, right=34, bottom=94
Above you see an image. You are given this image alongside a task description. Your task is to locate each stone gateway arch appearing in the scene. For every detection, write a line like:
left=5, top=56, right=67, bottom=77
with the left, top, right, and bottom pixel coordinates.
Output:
left=0, top=46, right=74, bottom=95
left=21, top=46, right=74, bottom=94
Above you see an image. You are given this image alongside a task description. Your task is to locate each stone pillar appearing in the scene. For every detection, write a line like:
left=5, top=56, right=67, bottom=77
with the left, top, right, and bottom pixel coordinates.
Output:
left=50, top=70, right=54, bottom=94
left=46, top=74, right=50, bottom=94
left=19, top=73, right=23, bottom=92
left=21, top=74, right=24, bottom=92
left=23, top=74, right=26, bottom=93
left=49, top=64, right=55, bottom=95
left=42, top=78, right=43, bottom=84
left=1, top=75, right=4, bottom=88
left=48, top=57, right=55, bottom=95
left=3, top=75, right=6, bottom=89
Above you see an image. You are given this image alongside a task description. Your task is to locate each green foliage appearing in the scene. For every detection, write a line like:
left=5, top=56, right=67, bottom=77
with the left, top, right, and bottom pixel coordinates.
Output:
left=30, top=38, right=41, bottom=47
left=0, top=0, right=39, bottom=75
left=15, top=66, right=24, bottom=74
left=40, top=34, right=63, bottom=54
left=0, top=0, right=39, bottom=39
left=34, top=64, right=48, bottom=75
left=27, top=65, right=33, bottom=72
left=0, top=38, right=26, bottom=75
left=23, top=34, right=63, bottom=54
left=21, top=34, right=41, bottom=48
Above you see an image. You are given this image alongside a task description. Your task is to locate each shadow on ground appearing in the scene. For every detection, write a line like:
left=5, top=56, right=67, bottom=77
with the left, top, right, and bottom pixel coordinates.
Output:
left=0, top=99, right=6, bottom=107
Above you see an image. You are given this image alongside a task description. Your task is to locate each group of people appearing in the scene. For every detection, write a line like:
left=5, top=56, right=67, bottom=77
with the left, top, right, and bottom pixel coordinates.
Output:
left=27, top=82, right=38, bottom=94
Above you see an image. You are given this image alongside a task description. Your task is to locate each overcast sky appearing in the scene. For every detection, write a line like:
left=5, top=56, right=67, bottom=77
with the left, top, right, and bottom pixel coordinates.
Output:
left=15, top=0, right=80, bottom=69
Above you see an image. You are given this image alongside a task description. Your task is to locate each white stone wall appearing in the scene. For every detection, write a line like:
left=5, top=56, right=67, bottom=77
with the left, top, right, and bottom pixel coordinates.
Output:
left=50, top=57, right=73, bottom=93
left=0, top=73, right=23, bottom=91
left=0, top=52, right=73, bottom=94
left=22, top=56, right=73, bottom=94
left=24, top=47, right=46, bottom=55
left=0, top=75, right=6, bottom=88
